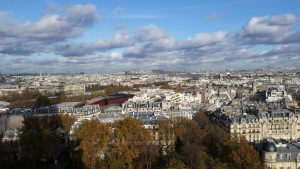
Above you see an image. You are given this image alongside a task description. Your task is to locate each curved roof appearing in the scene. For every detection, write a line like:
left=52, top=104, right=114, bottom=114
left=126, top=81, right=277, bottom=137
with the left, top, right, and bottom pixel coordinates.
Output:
left=262, top=140, right=277, bottom=152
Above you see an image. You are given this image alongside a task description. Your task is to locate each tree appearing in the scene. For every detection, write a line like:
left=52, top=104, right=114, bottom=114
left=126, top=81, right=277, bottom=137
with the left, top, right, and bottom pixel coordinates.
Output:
left=136, top=143, right=160, bottom=169
left=227, top=137, right=261, bottom=169
left=75, top=119, right=111, bottom=169
left=104, top=84, right=136, bottom=96
left=59, top=115, right=76, bottom=132
left=35, top=95, right=50, bottom=107
left=20, top=116, right=62, bottom=169
left=170, top=110, right=261, bottom=169
left=108, top=118, right=150, bottom=169
left=158, top=119, right=175, bottom=154
left=167, top=157, right=187, bottom=169
left=193, top=110, right=210, bottom=128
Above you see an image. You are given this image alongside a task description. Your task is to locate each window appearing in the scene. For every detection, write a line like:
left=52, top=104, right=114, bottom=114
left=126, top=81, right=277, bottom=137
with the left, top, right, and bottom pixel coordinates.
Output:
left=279, top=154, right=283, bottom=160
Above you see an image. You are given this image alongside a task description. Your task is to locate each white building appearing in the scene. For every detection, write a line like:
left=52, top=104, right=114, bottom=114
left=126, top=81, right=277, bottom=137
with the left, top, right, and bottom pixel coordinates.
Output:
left=266, top=86, right=287, bottom=102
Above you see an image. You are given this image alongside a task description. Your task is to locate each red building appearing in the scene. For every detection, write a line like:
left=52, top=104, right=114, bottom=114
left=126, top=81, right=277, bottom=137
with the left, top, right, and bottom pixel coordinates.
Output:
left=87, top=93, right=134, bottom=107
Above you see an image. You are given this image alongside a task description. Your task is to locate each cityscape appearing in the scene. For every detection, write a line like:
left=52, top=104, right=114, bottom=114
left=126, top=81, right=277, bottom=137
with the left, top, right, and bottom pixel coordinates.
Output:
left=1, top=1, right=300, bottom=169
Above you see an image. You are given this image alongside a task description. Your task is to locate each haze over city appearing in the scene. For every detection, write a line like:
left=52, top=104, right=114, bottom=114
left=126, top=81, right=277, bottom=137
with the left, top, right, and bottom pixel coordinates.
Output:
left=0, top=0, right=299, bottom=73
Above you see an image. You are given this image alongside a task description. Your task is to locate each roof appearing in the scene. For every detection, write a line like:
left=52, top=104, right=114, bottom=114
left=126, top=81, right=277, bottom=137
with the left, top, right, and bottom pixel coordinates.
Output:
left=257, top=139, right=300, bottom=162
left=0, top=101, right=10, bottom=107
left=53, top=102, right=80, bottom=108
left=87, top=93, right=134, bottom=105
left=230, top=114, right=259, bottom=123
left=259, top=109, right=298, bottom=118
left=262, top=139, right=277, bottom=152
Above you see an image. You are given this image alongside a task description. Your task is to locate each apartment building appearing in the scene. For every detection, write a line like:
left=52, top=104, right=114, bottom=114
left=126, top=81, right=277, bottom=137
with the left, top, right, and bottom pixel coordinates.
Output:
left=258, top=139, right=300, bottom=169
left=213, top=107, right=300, bottom=143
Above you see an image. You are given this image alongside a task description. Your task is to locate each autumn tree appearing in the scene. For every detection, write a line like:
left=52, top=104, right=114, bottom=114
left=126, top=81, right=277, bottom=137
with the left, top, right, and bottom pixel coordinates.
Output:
left=158, top=119, right=175, bottom=154
left=20, top=116, right=62, bottom=169
left=166, top=157, right=187, bottom=169
left=171, top=110, right=261, bottom=169
left=135, top=143, right=160, bottom=169
left=107, top=118, right=150, bottom=169
left=35, top=95, right=50, bottom=107
left=59, top=115, right=76, bottom=132
left=227, top=137, right=261, bottom=169
left=75, top=119, right=111, bottom=169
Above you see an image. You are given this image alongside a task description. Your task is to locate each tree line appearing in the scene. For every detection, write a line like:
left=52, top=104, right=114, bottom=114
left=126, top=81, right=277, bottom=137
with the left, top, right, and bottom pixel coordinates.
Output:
left=0, top=110, right=261, bottom=169
left=292, top=91, right=300, bottom=106
left=1, top=83, right=188, bottom=109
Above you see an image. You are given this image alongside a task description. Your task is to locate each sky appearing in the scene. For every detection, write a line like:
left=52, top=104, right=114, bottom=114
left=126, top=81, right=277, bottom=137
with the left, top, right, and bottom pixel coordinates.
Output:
left=0, top=0, right=300, bottom=73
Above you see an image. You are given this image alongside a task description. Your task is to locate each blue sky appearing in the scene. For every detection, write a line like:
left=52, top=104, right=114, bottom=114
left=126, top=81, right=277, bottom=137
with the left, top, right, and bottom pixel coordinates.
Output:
left=0, top=0, right=300, bottom=73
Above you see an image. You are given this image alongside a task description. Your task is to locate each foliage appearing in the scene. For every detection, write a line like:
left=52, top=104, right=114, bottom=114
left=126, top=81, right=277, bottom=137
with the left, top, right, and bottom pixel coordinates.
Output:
left=4, top=110, right=261, bottom=169
left=19, top=116, right=62, bottom=168
left=0, top=90, right=41, bottom=108
left=107, top=118, right=150, bottom=169
left=35, top=95, right=50, bottom=107
left=158, top=119, right=175, bottom=153
left=58, top=114, right=76, bottom=132
left=75, top=119, right=111, bottom=169
left=167, top=157, right=187, bottom=169
left=292, top=91, right=300, bottom=106
left=104, top=84, right=138, bottom=95
left=0, top=90, right=41, bottom=102
left=171, top=110, right=262, bottom=169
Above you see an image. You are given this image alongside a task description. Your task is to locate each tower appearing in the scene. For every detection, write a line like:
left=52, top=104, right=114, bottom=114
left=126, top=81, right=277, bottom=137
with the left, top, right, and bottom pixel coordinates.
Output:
left=252, top=81, right=257, bottom=94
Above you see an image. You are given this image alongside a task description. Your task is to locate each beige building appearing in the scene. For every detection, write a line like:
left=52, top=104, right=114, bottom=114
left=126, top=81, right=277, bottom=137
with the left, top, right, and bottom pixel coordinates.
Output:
left=260, top=139, right=300, bottom=169
left=213, top=108, right=300, bottom=143
left=63, top=84, right=85, bottom=95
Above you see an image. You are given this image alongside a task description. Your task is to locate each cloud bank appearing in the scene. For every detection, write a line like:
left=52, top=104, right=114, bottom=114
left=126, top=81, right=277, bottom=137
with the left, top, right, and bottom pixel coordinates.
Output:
left=0, top=5, right=299, bottom=73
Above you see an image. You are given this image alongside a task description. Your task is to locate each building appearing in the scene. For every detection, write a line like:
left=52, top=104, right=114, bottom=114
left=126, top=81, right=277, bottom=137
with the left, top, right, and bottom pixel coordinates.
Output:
left=122, top=99, right=163, bottom=114
left=212, top=107, right=300, bottom=143
left=2, top=129, right=21, bottom=142
left=63, top=84, right=86, bottom=95
left=266, top=87, right=287, bottom=103
left=259, top=110, right=300, bottom=141
left=88, top=93, right=134, bottom=107
left=257, top=139, right=300, bottom=169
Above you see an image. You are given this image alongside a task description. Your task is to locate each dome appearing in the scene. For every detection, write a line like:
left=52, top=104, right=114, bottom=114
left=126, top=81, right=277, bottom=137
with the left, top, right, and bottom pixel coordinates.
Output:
left=262, top=140, right=277, bottom=152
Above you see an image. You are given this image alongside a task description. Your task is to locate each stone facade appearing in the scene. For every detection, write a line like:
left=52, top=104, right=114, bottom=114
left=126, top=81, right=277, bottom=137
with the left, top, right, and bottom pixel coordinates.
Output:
left=213, top=108, right=300, bottom=142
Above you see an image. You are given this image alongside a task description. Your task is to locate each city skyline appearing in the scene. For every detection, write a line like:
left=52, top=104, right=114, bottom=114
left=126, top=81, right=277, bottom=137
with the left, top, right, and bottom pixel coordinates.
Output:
left=0, top=0, right=300, bottom=73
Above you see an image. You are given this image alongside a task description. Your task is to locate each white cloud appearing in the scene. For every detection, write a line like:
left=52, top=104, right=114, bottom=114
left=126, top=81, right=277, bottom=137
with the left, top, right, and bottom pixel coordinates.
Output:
left=0, top=4, right=98, bottom=55
left=0, top=10, right=300, bottom=72
left=135, top=24, right=169, bottom=41
left=183, top=31, right=228, bottom=47
left=110, top=52, right=123, bottom=60
left=239, top=14, right=299, bottom=44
